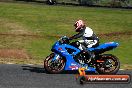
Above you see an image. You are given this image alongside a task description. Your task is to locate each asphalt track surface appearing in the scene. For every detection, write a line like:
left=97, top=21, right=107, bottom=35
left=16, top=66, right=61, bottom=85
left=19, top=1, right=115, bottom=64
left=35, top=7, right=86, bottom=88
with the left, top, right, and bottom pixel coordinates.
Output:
left=0, top=64, right=131, bottom=88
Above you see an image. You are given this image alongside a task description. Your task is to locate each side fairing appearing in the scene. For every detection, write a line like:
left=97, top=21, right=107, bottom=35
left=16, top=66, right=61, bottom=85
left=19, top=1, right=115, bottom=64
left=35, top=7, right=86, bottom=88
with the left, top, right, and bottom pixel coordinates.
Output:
left=51, top=42, right=96, bottom=72
left=52, top=42, right=81, bottom=56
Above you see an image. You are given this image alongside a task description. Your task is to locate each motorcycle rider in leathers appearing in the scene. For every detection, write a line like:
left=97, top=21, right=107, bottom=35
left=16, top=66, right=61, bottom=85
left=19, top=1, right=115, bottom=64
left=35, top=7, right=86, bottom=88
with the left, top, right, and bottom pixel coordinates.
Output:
left=69, top=20, right=99, bottom=63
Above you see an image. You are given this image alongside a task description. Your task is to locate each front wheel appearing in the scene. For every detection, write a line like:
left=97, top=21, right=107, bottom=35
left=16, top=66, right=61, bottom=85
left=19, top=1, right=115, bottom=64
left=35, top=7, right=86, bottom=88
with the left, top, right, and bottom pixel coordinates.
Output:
left=44, top=53, right=65, bottom=74
left=96, top=54, right=120, bottom=74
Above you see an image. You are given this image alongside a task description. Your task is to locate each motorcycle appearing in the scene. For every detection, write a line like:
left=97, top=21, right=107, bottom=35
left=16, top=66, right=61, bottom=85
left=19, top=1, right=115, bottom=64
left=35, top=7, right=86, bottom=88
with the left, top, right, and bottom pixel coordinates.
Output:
left=44, top=36, right=120, bottom=74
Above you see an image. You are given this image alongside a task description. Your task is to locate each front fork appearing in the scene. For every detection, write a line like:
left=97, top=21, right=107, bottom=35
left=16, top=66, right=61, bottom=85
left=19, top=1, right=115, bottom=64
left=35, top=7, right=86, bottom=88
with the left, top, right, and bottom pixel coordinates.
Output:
left=52, top=54, right=60, bottom=61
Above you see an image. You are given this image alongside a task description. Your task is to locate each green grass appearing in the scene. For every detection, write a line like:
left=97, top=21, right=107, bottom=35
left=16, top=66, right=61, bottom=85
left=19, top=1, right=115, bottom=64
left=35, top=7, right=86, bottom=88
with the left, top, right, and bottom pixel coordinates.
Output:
left=0, top=2, right=132, bottom=68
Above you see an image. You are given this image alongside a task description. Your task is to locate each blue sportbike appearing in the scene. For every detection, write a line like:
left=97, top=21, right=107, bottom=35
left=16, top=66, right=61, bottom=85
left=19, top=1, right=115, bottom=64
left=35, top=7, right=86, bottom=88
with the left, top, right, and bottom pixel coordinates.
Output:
left=44, top=36, right=120, bottom=74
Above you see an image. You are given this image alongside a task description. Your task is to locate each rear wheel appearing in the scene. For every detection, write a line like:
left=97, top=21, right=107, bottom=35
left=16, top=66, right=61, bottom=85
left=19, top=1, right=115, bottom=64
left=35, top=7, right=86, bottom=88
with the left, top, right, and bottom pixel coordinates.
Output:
left=44, top=53, right=65, bottom=74
left=96, top=54, right=120, bottom=74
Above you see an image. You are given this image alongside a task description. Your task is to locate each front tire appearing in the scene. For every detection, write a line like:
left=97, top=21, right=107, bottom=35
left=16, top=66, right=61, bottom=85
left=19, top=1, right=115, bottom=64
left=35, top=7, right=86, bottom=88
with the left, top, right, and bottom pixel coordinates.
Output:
left=44, top=53, right=65, bottom=74
left=96, top=54, right=120, bottom=74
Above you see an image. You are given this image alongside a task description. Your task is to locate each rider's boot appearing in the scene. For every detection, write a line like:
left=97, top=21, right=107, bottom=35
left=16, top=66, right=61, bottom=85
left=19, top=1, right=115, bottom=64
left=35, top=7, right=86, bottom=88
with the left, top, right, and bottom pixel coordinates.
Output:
left=82, top=50, right=95, bottom=63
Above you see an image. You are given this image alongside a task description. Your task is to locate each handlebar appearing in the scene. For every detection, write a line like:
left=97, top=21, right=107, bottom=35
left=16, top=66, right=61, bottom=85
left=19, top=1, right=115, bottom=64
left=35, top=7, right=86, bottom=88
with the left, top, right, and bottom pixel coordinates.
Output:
left=59, top=36, right=69, bottom=44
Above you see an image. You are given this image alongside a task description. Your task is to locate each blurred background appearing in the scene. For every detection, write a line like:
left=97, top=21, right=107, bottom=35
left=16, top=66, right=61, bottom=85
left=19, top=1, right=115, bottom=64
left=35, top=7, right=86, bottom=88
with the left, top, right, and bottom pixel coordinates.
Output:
left=1, top=0, right=131, bottom=8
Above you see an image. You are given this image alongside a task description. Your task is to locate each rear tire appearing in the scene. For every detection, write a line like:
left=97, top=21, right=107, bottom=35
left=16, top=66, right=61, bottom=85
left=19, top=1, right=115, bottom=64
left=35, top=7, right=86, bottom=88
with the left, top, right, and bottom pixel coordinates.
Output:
left=96, top=54, right=120, bottom=74
left=44, top=53, right=65, bottom=74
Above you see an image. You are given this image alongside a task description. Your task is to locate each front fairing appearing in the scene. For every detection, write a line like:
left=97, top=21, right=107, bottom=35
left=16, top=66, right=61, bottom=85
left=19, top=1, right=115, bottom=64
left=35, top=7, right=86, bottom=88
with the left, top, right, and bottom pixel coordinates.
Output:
left=52, top=41, right=80, bottom=56
left=52, top=41, right=60, bottom=49
left=52, top=41, right=65, bottom=53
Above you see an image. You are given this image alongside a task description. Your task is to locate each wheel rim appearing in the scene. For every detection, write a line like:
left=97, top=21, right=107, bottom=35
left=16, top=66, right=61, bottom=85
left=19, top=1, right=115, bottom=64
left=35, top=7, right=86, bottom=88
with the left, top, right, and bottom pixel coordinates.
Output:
left=45, top=54, right=65, bottom=73
left=103, top=58, right=117, bottom=72
left=98, top=56, right=118, bottom=73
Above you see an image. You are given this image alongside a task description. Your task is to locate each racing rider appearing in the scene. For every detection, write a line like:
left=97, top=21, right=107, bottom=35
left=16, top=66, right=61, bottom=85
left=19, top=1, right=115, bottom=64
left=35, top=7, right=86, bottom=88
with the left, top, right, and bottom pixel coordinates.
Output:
left=69, top=20, right=99, bottom=63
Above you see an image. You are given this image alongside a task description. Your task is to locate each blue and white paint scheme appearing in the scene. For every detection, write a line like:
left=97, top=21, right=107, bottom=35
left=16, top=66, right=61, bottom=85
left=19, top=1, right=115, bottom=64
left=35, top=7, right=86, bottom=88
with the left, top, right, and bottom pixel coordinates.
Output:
left=51, top=36, right=119, bottom=72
